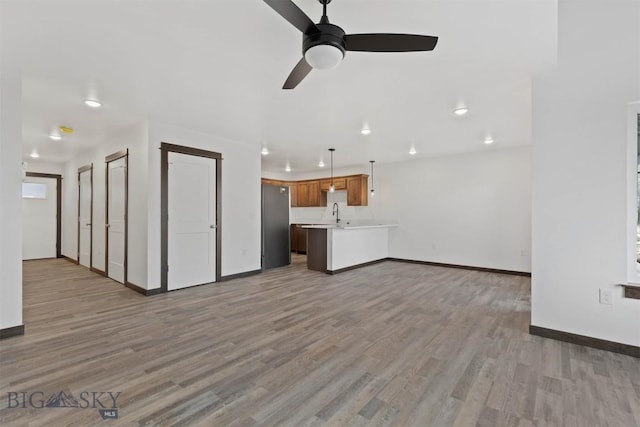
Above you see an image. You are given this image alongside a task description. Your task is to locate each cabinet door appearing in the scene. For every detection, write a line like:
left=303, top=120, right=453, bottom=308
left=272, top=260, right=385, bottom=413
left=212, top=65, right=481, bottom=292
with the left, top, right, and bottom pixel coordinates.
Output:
left=333, top=177, right=347, bottom=190
left=347, top=177, right=361, bottom=205
left=297, top=226, right=307, bottom=253
left=289, top=183, right=298, bottom=207
left=308, top=181, right=320, bottom=206
left=347, top=176, right=368, bottom=206
left=320, top=178, right=347, bottom=191
left=297, top=182, right=309, bottom=207
left=290, top=224, right=297, bottom=252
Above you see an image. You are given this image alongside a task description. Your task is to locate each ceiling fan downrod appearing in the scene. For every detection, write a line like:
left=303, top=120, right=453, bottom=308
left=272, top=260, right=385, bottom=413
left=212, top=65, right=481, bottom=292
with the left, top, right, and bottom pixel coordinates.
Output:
left=319, top=0, right=330, bottom=24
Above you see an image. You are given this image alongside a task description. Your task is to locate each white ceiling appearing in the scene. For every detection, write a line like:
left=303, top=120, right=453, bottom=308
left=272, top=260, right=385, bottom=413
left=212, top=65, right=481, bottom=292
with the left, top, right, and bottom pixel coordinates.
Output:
left=2, top=0, right=557, bottom=173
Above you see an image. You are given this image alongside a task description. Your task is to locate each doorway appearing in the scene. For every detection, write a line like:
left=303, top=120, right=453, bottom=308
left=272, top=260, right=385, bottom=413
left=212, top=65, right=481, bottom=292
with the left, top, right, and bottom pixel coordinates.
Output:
left=160, top=143, right=221, bottom=292
left=77, top=164, right=93, bottom=268
left=105, top=150, right=128, bottom=284
left=22, top=173, right=62, bottom=260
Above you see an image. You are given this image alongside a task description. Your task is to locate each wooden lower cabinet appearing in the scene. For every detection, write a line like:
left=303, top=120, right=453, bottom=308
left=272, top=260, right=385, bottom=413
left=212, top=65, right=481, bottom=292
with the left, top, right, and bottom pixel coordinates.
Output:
left=290, top=224, right=307, bottom=254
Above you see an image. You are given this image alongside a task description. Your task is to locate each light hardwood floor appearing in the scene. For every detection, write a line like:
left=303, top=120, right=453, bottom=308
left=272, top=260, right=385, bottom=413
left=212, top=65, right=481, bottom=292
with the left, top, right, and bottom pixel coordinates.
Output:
left=1, top=256, right=638, bottom=426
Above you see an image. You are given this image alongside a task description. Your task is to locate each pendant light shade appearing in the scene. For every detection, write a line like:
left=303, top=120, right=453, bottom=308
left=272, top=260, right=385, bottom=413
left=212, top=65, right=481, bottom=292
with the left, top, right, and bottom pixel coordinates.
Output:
left=329, top=148, right=335, bottom=192
left=369, top=160, right=375, bottom=197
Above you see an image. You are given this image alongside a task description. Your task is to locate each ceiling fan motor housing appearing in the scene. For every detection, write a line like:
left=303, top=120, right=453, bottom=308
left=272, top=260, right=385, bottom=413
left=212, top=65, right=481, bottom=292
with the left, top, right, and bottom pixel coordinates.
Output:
left=303, top=23, right=346, bottom=57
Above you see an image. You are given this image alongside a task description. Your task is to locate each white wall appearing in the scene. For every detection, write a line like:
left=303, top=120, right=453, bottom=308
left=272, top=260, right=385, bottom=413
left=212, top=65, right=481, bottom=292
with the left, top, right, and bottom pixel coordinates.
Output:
left=377, top=147, right=532, bottom=272
left=261, top=170, right=292, bottom=181
left=0, top=65, right=23, bottom=330
left=22, top=177, right=57, bottom=260
left=61, top=122, right=149, bottom=287
left=531, top=0, right=640, bottom=346
left=25, top=160, right=63, bottom=175
left=147, top=121, right=261, bottom=289
left=281, top=148, right=532, bottom=272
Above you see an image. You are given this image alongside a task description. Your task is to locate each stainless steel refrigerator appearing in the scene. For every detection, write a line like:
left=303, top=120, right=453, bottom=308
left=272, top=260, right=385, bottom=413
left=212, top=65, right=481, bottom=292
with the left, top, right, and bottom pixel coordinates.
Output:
left=261, top=184, right=291, bottom=269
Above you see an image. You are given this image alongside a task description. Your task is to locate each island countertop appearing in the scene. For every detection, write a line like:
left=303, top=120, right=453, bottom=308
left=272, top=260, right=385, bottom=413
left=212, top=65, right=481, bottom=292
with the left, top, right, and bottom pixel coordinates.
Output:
left=301, top=222, right=398, bottom=230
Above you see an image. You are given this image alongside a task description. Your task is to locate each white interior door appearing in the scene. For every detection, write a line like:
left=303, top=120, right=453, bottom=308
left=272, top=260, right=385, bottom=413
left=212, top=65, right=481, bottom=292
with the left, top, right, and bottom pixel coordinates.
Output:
left=107, top=158, right=126, bottom=283
left=22, top=177, right=57, bottom=260
left=79, top=168, right=92, bottom=267
left=168, top=152, right=216, bottom=290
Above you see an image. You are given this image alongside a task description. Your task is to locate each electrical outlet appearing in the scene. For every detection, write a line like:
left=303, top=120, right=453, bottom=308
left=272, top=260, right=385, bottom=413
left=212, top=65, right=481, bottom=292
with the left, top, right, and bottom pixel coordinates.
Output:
left=599, top=288, right=613, bottom=305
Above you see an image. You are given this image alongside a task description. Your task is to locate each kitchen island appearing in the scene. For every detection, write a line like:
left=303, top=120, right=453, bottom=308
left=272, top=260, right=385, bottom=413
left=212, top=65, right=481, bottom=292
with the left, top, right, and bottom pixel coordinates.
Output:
left=302, top=223, right=398, bottom=274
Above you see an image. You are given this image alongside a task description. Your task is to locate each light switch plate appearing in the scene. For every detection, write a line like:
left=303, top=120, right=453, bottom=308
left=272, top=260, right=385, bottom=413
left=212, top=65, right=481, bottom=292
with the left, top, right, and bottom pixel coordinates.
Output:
left=599, top=288, right=613, bottom=305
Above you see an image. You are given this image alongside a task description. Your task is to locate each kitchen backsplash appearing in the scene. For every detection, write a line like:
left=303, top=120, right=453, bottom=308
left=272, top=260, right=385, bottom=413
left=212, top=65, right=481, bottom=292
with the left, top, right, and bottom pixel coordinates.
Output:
left=290, top=190, right=375, bottom=224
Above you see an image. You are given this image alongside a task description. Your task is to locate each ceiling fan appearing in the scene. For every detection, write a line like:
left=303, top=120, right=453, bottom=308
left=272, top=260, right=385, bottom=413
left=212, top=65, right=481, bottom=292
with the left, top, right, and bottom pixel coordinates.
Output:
left=264, top=0, right=438, bottom=89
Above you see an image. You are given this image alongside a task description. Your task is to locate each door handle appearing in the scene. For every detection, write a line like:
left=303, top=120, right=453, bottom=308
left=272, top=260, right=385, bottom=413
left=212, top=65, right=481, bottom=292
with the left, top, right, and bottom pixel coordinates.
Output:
left=210, top=225, right=217, bottom=229
left=86, top=223, right=92, bottom=226
left=105, top=224, right=110, bottom=228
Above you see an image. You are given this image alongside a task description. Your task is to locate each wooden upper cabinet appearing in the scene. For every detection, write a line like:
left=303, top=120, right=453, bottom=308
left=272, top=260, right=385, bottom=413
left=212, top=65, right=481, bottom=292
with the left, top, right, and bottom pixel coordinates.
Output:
left=262, top=175, right=367, bottom=207
left=307, top=181, right=320, bottom=206
left=347, top=175, right=369, bottom=206
left=289, top=183, right=298, bottom=207
left=297, top=181, right=323, bottom=207
left=296, top=182, right=309, bottom=207
left=261, top=178, right=285, bottom=186
left=320, top=178, right=347, bottom=191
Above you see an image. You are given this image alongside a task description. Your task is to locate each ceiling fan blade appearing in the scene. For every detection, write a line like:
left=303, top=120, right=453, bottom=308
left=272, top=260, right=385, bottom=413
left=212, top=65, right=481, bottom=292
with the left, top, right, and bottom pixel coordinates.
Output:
left=263, top=0, right=319, bottom=35
left=283, top=57, right=312, bottom=89
left=344, top=34, right=438, bottom=52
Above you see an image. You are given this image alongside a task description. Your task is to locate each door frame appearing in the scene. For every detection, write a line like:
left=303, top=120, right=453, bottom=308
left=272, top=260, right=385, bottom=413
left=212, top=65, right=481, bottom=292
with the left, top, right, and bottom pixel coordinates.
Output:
left=105, top=149, right=129, bottom=284
left=160, top=142, right=222, bottom=293
left=77, top=164, right=93, bottom=267
left=24, top=172, right=62, bottom=259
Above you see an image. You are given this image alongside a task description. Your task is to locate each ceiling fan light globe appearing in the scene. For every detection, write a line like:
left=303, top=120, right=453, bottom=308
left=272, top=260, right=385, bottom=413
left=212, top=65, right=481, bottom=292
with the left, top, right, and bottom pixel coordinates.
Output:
left=304, top=44, right=344, bottom=70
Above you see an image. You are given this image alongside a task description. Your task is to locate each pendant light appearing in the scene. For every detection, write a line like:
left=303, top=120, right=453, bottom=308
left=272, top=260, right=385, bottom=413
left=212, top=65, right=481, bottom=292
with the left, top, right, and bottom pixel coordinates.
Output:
left=328, top=148, right=335, bottom=192
left=369, top=160, right=375, bottom=197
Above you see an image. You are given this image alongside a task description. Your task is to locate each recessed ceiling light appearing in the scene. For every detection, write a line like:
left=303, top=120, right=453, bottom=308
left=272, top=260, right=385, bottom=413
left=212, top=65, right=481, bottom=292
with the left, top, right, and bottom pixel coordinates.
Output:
left=49, top=134, right=61, bottom=141
left=84, top=99, right=102, bottom=108
left=261, top=147, right=269, bottom=155
left=409, top=147, right=417, bottom=155
left=285, top=164, right=291, bottom=172
left=361, top=128, right=371, bottom=135
left=484, top=137, right=494, bottom=145
left=30, top=150, right=39, bottom=158
left=453, top=107, right=469, bottom=116
left=318, top=160, right=325, bottom=168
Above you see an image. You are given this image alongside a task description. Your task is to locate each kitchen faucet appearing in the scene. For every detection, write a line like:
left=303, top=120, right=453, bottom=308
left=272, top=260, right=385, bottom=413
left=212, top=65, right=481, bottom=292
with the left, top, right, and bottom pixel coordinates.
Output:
left=332, top=203, right=340, bottom=224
